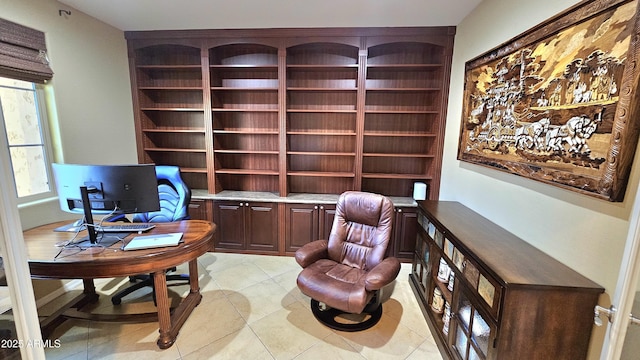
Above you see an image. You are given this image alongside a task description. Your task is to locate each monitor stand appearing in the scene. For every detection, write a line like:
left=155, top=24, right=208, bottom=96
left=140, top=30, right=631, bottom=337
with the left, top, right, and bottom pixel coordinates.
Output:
left=79, top=185, right=107, bottom=254
left=74, top=233, right=127, bottom=248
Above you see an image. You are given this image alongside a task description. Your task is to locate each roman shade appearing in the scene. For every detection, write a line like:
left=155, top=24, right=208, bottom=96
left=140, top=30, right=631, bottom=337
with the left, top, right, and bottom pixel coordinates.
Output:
left=0, top=18, right=53, bottom=83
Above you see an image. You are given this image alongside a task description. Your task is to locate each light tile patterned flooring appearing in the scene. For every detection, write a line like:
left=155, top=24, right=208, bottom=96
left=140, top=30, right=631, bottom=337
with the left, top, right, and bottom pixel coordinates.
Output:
left=38, top=252, right=444, bottom=359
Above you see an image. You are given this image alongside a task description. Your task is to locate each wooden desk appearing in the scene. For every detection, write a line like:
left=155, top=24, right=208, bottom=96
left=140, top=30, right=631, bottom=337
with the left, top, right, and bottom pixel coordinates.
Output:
left=22, top=220, right=215, bottom=349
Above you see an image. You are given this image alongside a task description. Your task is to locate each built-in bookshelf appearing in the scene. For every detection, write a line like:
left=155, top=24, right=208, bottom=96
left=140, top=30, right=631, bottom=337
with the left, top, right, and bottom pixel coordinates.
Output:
left=286, top=41, right=360, bottom=194
left=210, top=43, right=280, bottom=193
left=362, top=42, right=446, bottom=196
left=126, top=27, right=454, bottom=199
left=131, top=43, right=208, bottom=190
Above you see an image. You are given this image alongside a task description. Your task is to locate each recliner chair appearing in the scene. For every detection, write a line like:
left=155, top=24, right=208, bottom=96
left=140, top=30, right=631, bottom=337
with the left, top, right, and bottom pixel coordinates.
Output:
left=111, top=165, right=191, bottom=305
left=295, top=191, right=401, bottom=331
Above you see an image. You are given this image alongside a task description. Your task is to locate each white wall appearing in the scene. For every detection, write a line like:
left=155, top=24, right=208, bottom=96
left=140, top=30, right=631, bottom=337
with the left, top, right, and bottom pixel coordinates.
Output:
left=441, top=0, right=639, bottom=358
left=3, top=0, right=137, bottom=229
left=3, top=0, right=136, bottom=164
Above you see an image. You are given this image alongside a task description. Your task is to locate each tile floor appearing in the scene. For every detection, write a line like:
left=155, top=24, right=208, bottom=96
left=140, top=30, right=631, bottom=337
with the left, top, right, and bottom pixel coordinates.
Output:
left=36, top=252, right=444, bottom=359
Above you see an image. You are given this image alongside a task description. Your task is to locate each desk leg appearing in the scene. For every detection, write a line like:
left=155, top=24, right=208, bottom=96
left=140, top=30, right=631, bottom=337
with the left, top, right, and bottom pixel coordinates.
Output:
left=82, top=279, right=96, bottom=295
left=40, top=279, right=99, bottom=339
left=154, top=259, right=203, bottom=349
left=154, top=271, right=173, bottom=349
left=189, top=259, right=200, bottom=295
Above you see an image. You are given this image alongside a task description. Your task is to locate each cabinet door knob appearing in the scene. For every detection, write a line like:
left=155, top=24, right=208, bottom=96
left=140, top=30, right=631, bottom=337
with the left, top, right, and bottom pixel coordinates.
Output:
left=320, top=206, right=324, bottom=210
left=239, top=203, right=244, bottom=207
left=398, top=208, right=403, bottom=213
left=245, top=202, right=249, bottom=207
left=314, top=206, right=318, bottom=210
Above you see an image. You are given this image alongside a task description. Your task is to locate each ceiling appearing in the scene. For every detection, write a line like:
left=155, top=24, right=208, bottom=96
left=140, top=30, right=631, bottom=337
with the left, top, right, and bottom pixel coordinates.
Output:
left=57, top=0, right=483, bottom=31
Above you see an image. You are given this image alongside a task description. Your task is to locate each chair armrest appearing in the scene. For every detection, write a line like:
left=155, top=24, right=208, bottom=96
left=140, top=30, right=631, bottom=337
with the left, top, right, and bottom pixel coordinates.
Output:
left=365, top=257, right=401, bottom=291
left=295, top=240, right=329, bottom=268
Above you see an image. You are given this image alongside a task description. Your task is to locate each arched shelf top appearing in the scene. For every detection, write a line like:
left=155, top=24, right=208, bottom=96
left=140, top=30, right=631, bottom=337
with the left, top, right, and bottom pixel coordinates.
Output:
left=367, top=42, right=445, bottom=66
left=135, top=44, right=202, bottom=66
left=287, top=42, right=359, bottom=66
left=209, top=43, right=279, bottom=67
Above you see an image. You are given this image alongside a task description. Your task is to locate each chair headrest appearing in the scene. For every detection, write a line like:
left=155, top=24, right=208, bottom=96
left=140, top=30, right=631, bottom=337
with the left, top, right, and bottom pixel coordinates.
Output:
left=133, top=165, right=191, bottom=222
left=339, top=191, right=388, bottom=227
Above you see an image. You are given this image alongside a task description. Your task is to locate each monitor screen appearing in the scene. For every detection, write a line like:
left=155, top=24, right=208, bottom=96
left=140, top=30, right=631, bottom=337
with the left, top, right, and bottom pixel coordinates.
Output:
left=52, top=163, right=161, bottom=216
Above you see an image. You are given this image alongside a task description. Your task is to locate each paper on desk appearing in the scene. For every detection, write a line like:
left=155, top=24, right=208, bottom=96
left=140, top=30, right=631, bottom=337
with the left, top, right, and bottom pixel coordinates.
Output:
left=123, top=232, right=183, bottom=251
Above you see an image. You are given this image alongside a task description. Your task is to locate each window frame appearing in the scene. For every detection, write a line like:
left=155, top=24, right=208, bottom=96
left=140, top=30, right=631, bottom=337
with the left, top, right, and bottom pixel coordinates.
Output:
left=0, top=79, right=56, bottom=204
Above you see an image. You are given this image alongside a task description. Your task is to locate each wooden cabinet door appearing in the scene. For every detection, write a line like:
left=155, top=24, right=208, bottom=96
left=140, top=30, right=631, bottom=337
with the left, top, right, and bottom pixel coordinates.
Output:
left=285, top=204, right=337, bottom=254
left=318, top=204, right=336, bottom=240
left=285, top=204, right=319, bottom=253
left=393, top=207, right=418, bottom=260
left=188, top=199, right=212, bottom=222
left=245, top=202, right=278, bottom=252
left=212, top=201, right=246, bottom=250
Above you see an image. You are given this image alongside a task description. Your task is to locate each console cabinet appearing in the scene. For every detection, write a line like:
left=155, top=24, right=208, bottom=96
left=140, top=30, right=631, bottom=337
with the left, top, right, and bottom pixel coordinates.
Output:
left=410, top=201, right=603, bottom=360
left=126, top=27, right=454, bottom=200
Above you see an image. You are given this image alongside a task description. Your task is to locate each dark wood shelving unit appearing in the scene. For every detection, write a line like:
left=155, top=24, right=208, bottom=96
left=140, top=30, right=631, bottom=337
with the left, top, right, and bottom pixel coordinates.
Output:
left=127, top=28, right=453, bottom=197
left=126, top=28, right=454, bottom=255
left=208, top=43, right=280, bottom=194
left=125, top=27, right=455, bottom=260
left=362, top=41, right=447, bottom=196
left=130, top=43, right=209, bottom=190
left=285, top=41, right=360, bottom=195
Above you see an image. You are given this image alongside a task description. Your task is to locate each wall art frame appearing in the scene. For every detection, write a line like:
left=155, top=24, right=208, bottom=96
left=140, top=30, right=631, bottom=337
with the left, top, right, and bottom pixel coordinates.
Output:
left=457, top=0, right=640, bottom=201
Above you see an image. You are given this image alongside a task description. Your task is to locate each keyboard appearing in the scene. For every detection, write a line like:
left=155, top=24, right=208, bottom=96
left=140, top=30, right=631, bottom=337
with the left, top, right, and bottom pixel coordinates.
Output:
left=96, top=224, right=156, bottom=233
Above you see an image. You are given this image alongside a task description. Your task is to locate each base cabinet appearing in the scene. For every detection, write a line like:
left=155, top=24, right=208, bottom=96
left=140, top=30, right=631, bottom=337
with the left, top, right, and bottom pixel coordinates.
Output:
left=410, top=201, right=603, bottom=360
left=188, top=199, right=213, bottom=222
left=392, top=207, right=418, bottom=260
left=212, top=201, right=278, bottom=253
left=210, top=197, right=418, bottom=258
left=284, top=203, right=336, bottom=254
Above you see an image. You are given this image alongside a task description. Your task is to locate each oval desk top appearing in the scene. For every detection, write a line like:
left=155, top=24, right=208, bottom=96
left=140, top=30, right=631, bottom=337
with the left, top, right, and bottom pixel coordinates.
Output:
left=23, top=220, right=216, bottom=279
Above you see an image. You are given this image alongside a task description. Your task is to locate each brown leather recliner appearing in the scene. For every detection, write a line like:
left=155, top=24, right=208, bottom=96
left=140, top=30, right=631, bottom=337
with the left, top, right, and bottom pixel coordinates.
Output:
left=295, top=191, right=401, bottom=331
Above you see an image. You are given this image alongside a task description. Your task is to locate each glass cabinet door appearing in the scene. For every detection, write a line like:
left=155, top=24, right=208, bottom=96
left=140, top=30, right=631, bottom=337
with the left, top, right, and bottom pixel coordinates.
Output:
left=411, top=235, right=430, bottom=292
left=453, top=291, right=495, bottom=360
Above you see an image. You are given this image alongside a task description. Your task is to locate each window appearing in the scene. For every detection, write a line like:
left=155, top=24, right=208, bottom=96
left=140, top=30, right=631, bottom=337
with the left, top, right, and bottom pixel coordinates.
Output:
left=0, top=76, right=54, bottom=202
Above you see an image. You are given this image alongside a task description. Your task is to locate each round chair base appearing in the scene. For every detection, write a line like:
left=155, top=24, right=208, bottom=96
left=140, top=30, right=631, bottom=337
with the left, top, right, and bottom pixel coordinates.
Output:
left=310, top=299, right=383, bottom=332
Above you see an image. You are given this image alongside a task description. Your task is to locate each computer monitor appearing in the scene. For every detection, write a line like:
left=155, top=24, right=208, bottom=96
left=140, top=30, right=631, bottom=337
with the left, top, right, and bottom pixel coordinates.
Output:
left=52, top=163, right=160, bottom=246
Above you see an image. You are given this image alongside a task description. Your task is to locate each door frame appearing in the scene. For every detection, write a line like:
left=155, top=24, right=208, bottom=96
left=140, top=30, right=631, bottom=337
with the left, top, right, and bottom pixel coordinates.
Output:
left=603, top=183, right=640, bottom=359
left=0, top=101, right=44, bottom=359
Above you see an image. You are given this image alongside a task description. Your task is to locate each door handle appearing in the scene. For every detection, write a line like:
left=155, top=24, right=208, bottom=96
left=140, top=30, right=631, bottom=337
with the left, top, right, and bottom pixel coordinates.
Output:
left=594, top=305, right=616, bottom=326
